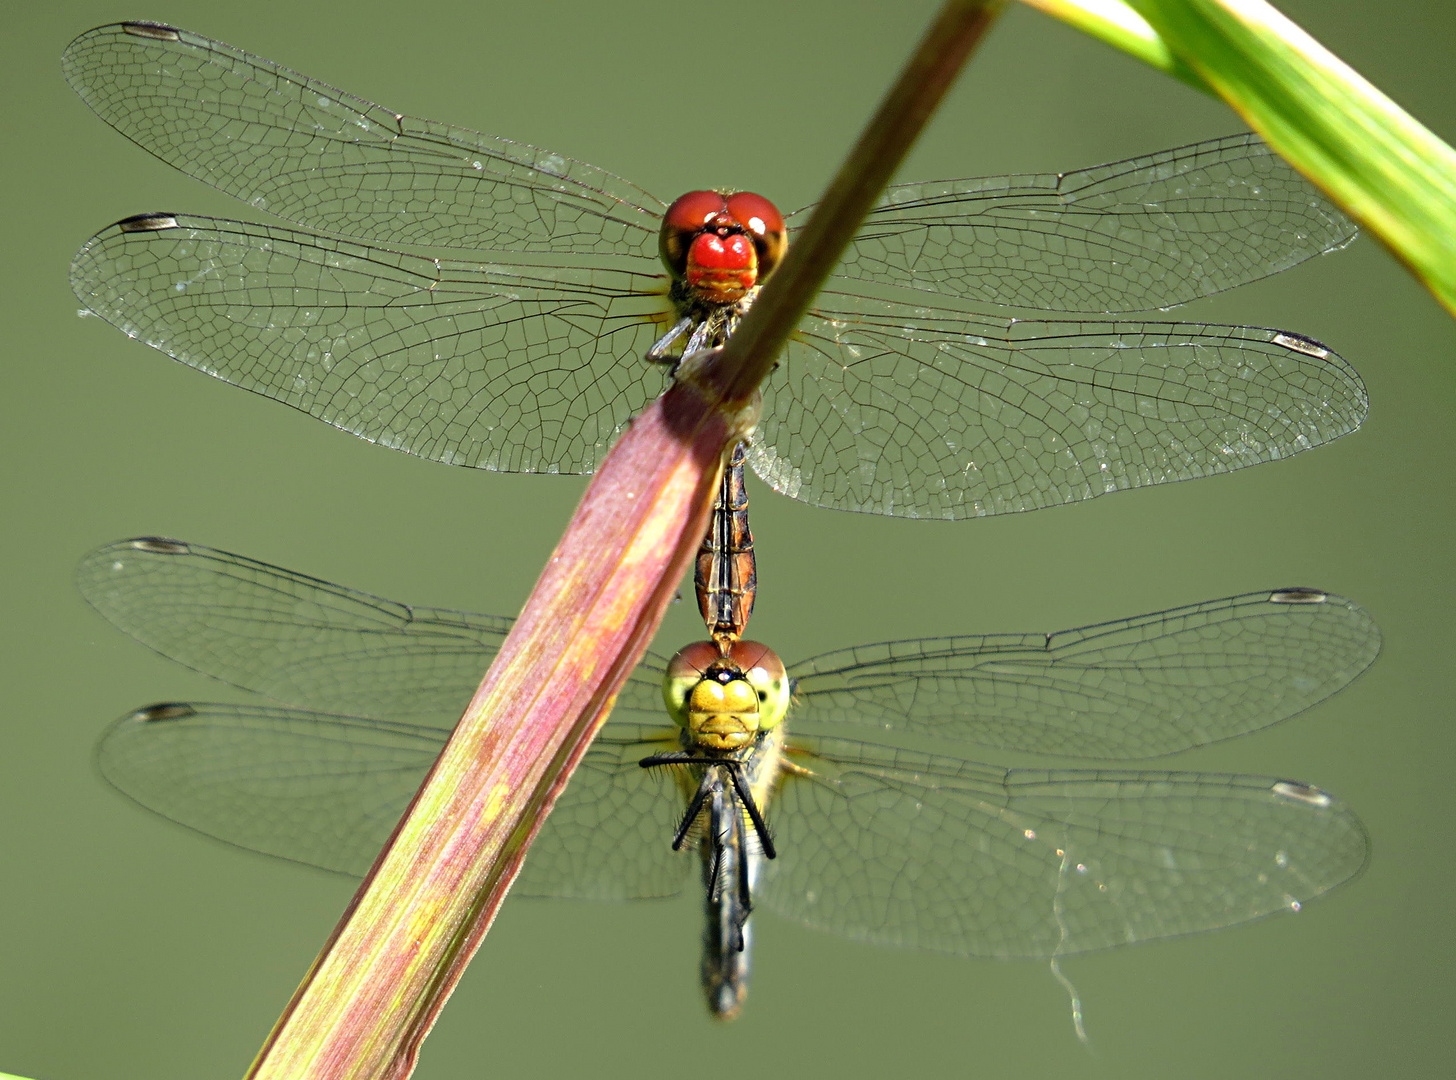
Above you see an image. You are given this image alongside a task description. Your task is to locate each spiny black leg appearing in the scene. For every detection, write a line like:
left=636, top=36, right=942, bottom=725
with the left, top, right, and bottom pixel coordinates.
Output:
left=672, top=772, right=715, bottom=852
left=639, top=751, right=701, bottom=769
left=725, top=762, right=776, bottom=860
left=705, top=839, right=726, bottom=903
left=730, top=809, right=752, bottom=953
left=645, top=756, right=777, bottom=859
left=640, top=753, right=716, bottom=768
left=639, top=753, right=721, bottom=852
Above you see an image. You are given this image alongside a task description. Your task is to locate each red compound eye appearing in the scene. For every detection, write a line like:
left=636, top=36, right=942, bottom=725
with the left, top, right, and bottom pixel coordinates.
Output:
left=724, top=191, right=787, bottom=278
left=660, top=190, right=730, bottom=276
left=664, top=190, right=729, bottom=232
left=724, top=640, right=786, bottom=683
left=665, top=640, right=722, bottom=682
left=724, top=192, right=783, bottom=239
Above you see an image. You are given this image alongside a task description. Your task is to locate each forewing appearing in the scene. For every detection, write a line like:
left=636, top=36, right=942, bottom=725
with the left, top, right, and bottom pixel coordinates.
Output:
left=99, top=704, right=691, bottom=898
left=800, top=133, right=1355, bottom=312
left=63, top=22, right=664, bottom=255
left=512, top=719, right=692, bottom=900
left=790, top=590, right=1379, bottom=758
left=99, top=703, right=444, bottom=875
left=761, top=735, right=1367, bottom=957
left=78, top=537, right=674, bottom=728
left=749, top=290, right=1366, bottom=518
left=71, top=215, right=671, bottom=475
left=77, top=538, right=505, bottom=725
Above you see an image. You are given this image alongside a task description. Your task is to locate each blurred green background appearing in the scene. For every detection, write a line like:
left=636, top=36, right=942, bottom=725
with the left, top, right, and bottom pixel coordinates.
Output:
left=2, top=1, right=1451, bottom=1077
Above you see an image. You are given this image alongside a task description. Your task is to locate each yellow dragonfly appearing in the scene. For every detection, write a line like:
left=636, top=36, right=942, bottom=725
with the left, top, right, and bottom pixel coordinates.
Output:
left=80, top=538, right=1375, bottom=1017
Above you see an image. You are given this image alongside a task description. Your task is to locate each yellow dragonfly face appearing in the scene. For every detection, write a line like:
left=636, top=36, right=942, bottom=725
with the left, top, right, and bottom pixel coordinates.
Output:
left=663, top=639, right=790, bottom=751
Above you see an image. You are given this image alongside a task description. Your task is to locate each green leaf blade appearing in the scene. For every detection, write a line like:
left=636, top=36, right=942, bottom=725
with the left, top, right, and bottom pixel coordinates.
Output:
left=1027, top=0, right=1456, bottom=318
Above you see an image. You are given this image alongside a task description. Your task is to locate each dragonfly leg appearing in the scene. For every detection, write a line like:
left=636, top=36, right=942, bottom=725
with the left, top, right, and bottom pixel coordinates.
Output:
left=699, top=778, right=753, bottom=1019
left=723, top=760, right=776, bottom=860
left=731, top=810, right=752, bottom=953
left=640, top=751, right=736, bottom=854
left=704, top=832, right=727, bottom=903
left=641, top=752, right=776, bottom=860
left=637, top=750, right=703, bottom=768
left=672, top=772, right=715, bottom=852
left=705, top=783, right=752, bottom=953
left=645, top=316, right=695, bottom=365
left=681, top=316, right=719, bottom=359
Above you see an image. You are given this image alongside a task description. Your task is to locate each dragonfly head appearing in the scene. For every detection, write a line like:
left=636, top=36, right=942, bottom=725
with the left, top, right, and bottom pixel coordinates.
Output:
left=663, top=639, right=790, bottom=750
left=659, top=190, right=787, bottom=306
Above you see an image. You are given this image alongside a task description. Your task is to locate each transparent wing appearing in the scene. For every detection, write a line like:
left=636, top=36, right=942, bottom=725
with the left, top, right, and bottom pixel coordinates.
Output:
left=69, top=215, right=1365, bottom=514
left=799, top=133, right=1356, bottom=313
left=66, top=24, right=1365, bottom=514
left=750, top=289, right=1366, bottom=518
left=762, top=734, right=1367, bottom=957
left=65, top=23, right=1351, bottom=316
left=790, top=590, right=1379, bottom=759
left=513, top=720, right=691, bottom=900
left=98, top=704, right=691, bottom=898
left=70, top=215, right=673, bottom=475
left=76, top=537, right=670, bottom=727
left=62, top=22, right=664, bottom=255
left=78, top=538, right=508, bottom=725
left=84, top=542, right=1370, bottom=946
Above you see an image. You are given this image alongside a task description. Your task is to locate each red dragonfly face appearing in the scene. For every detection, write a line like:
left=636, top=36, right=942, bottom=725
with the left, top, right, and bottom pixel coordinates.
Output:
left=659, top=190, right=788, bottom=306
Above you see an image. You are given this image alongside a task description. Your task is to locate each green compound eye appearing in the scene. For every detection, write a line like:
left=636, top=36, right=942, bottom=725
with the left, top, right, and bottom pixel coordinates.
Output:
left=733, top=642, right=789, bottom=731
left=662, top=640, right=721, bottom=727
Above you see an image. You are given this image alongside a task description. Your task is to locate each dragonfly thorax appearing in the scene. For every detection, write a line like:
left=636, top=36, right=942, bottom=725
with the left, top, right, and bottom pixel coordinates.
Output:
left=663, top=639, right=790, bottom=751
left=659, top=190, right=788, bottom=307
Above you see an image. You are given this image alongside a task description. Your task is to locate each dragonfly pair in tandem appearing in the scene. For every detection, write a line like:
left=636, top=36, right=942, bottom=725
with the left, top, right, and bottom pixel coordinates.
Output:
left=65, top=22, right=1376, bottom=1018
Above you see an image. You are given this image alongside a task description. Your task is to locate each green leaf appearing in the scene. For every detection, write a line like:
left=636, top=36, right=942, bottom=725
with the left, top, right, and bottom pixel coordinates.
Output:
left=1024, top=0, right=1456, bottom=319
left=1020, top=0, right=1206, bottom=88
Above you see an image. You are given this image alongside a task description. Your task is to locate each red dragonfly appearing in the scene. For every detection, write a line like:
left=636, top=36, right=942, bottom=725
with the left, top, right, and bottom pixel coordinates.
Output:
left=66, top=21, right=1364, bottom=520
